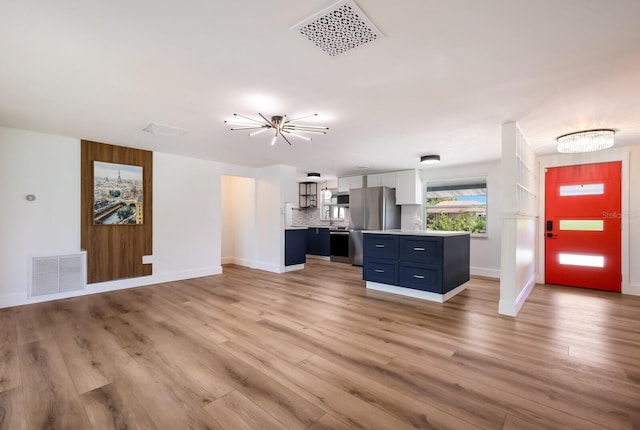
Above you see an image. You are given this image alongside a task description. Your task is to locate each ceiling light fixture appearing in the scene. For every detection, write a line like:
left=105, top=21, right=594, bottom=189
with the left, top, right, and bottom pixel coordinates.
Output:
left=307, top=172, right=321, bottom=178
left=556, top=129, right=615, bottom=153
left=225, top=113, right=328, bottom=146
left=420, top=155, right=441, bottom=165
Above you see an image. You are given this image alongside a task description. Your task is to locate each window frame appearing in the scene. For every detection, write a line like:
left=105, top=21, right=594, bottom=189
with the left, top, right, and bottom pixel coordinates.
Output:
left=423, top=175, right=489, bottom=238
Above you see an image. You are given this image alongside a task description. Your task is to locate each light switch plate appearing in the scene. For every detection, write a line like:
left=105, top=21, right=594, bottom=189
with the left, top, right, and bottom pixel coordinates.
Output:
left=142, top=255, right=153, bottom=264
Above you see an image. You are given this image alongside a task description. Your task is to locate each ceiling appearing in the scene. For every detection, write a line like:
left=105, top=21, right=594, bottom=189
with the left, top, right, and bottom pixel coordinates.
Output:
left=1, top=0, right=639, bottom=181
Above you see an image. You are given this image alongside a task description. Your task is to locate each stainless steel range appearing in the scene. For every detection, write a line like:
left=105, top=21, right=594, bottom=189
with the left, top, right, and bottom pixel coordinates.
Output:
left=329, top=226, right=350, bottom=263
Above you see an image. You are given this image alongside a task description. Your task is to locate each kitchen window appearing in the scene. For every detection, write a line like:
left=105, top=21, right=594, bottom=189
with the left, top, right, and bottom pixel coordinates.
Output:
left=321, top=191, right=346, bottom=220
left=425, top=177, right=487, bottom=235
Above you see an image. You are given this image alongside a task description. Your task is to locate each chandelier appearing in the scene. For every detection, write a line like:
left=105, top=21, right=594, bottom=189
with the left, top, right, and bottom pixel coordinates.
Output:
left=556, top=129, right=615, bottom=153
left=225, top=113, right=328, bottom=146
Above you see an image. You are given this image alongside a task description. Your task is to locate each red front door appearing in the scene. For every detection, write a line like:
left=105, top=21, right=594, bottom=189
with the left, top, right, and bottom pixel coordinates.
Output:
left=544, top=162, right=621, bottom=292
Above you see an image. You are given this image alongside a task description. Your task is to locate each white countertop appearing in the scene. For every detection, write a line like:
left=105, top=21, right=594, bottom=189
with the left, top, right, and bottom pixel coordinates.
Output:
left=363, top=229, right=470, bottom=237
left=285, top=226, right=309, bottom=230
left=288, top=225, right=348, bottom=229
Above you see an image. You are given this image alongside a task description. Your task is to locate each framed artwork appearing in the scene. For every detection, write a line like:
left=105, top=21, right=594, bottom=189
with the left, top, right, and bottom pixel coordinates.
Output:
left=93, top=161, right=144, bottom=225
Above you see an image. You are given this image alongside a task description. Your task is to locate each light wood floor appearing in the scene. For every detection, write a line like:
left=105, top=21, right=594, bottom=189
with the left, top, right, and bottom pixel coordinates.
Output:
left=1, top=259, right=639, bottom=429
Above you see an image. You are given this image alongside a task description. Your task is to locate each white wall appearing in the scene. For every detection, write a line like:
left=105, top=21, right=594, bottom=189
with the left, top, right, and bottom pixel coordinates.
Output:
left=628, top=147, right=640, bottom=295
left=0, top=126, right=227, bottom=307
left=221, top=175, right=256, bottom=268
left=254, top=164, right=297, bottom=273
left=421, top=159, right=502, bottom=279
left=152, top=152, right=222, bottom=281
left=0, top=127, right=81, bottom=307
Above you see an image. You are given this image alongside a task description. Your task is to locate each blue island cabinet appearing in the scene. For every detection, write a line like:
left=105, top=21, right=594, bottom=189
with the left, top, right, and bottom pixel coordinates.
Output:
left=363, top=232, right=470, bottom=302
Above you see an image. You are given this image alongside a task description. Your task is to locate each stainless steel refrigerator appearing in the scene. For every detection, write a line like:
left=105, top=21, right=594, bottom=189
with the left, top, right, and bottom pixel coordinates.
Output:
left=349, top=187, right=400, bottom=266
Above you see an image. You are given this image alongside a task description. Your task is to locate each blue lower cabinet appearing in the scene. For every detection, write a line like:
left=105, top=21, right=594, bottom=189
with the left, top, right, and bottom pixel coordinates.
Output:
left=307, top=227, right=330, bottom=256
left=318, top=228, right=330, bottom=256
left=363, top=258, right=398, bottom=285
left=363, top=234, right=398, bottom=259
left=399, top=263, right=442, bottom=293
left=285, top=229, right=307, bottom=266
left=399, top=237, right=441, bottom=264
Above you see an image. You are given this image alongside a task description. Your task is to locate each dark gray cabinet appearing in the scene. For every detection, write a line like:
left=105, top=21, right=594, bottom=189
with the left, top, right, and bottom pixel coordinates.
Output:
left=363, top=233, right=470, bottom=294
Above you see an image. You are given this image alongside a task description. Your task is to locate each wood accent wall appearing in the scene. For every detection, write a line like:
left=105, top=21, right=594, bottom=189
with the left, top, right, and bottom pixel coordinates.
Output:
left=81, top=140, right=153, bottom=283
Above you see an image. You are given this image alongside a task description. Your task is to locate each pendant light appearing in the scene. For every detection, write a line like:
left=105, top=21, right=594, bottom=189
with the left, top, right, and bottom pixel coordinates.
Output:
left=321, top=181, right=332, bottom=200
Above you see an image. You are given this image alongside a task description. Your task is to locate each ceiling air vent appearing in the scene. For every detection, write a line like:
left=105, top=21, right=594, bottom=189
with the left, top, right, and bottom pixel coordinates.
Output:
left=142, top=122, right=187, bottom=136
left=291, top=0, right=383, bottom=56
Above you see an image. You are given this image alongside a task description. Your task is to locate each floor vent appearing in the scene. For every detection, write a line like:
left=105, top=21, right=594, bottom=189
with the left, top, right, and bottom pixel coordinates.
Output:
left=30, top=252, right=87, bottom=298
left=291, top=0, right=383, bottom=56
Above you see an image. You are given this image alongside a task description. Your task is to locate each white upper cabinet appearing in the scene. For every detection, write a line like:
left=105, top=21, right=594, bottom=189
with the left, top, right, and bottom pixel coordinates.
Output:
left=339, top=170, right=421, bottom=204
left=395, top=169, right=422, bottom=205
left=337, top=175, right=364, bottom=192
left=367, top=172, right=396, bottom=188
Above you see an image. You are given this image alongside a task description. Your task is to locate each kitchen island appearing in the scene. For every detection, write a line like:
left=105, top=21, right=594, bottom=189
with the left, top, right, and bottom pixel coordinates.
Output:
left=363, top=230, right=470, bottom=302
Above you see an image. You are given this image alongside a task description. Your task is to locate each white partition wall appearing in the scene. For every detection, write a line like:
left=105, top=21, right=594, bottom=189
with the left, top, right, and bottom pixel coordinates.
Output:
left=499, top=122, right=538, bottom=316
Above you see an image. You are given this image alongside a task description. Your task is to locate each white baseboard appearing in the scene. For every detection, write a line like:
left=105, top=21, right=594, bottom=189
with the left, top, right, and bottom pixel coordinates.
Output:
left=623, top=284, right=640, bottom=296
left=284, top=264, right=304, bottom=272
left=306, top=255, right=330, bottom=261
left=499, top=274, right=536, bottom=317
left=145, top=266, right=222, bottom=284
left=0, top=292, right=29, bottom=309
left=253, top=262, right=284, bottom=274
left=470, top=266, right=500, bottom=279
left=222, top=257, right=255, bottom=268
left=0, top=266, right=223, bottom=309
left=365, top=281, right=467, bottom=303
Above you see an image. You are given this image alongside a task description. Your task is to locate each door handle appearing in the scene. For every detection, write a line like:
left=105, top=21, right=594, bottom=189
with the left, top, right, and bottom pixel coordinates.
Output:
left=546, top=233, right=558, bottom=238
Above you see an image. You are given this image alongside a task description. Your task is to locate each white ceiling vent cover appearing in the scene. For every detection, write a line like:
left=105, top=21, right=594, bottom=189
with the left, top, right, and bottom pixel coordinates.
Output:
left=142, top=122, right=187, bottom=136
left=30, top=252, right=86, bottom=298
left=291, top=0, right=383, bottom=56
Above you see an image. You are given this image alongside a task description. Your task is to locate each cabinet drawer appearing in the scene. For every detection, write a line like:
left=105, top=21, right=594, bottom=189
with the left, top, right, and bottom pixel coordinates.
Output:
left=363, top=234, right=398, bottom=260
left=363, top=258, right=398, bottom=285
left=399, top=263, right=442, bottom=293
left=400, top=236, right=441, bottom=264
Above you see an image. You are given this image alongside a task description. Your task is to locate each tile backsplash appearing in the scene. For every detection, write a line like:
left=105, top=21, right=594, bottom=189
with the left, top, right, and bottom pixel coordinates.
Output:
left=292, top=206, right=349, bottom=227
